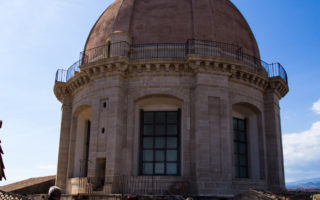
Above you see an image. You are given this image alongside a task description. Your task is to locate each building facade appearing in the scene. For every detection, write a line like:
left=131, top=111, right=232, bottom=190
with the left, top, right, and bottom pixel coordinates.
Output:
left=54, top=0, right=289, bottom=197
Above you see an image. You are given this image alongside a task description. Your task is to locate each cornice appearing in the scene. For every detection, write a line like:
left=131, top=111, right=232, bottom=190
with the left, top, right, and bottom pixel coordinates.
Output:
left=54, top=56, right=288, bottom=102
left=54, top=82, right=70, bottom=103
left=267, top=77, right=289, bottom=99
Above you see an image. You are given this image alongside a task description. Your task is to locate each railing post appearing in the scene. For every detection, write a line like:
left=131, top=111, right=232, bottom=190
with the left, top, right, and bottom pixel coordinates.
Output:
left=237, top=47, right=243, bottom=61
left=187, top=39, right=195, bottom=55
left=185, top=40, right=189, bottom=56
left=156, top=43, right=159, bottom=58
left=55, top=70, right=59, bottom=82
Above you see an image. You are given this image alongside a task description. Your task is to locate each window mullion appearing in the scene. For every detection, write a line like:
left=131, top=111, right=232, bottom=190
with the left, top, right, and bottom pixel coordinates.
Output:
left=233, top=118, right=248, bottom=178
left=164, top=111, right=167, bottom=175
left=153, top=111, right=155, bottom=175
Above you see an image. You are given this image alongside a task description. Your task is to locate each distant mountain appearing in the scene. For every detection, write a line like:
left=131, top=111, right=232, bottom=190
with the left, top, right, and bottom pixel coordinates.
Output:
left=286, top=178, right=320, bottom=189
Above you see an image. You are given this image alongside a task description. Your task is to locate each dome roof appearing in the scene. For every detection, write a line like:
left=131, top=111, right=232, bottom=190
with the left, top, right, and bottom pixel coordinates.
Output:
left=84, top=0, right=260, bottom=58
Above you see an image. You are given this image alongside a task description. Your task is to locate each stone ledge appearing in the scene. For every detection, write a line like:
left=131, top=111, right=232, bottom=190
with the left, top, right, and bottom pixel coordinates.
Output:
left=54, top=56, right=288, bottom=102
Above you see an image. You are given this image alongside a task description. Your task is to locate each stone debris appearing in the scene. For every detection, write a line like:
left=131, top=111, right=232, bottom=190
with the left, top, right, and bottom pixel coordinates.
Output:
left=234, top=189, right=320, bottom=200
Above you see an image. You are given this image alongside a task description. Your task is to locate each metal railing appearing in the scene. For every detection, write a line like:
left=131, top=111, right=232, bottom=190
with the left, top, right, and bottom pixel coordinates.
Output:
left=130, top=43, right=186, bottom=59
left=186, top=39, right=243, bottom=60
left=55, top=39, right=288, bottom=84
left=56, top=60, right=81, bottom=82
left=267, top=63, right=288, bottom=83
left=70, top=175, right=190, bottom=196
left=114, top=175, right=172, bottom=195
left=81, top=42, right=130, bottom=64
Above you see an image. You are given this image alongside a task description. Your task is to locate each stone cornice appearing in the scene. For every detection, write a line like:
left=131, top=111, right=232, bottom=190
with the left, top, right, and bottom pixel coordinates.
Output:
left=267, top=77, right=289, bottom=99
left=230, top=67, right=269, bottom=92
left=54, top=82, right=70, bottom=102
left=188, top=57, right=270, bottom=92
left=54, top=71, right=90, bottom=102
left=54, top=56, right=288, bottom=102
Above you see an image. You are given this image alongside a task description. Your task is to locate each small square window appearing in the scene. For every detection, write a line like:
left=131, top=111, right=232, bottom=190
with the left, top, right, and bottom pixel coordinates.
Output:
left=167, top=112, right=177, bottom=123
left=143, top=163, right=153, bottom=174
left=238, top=120, right=245, bottom=131
left=240, top=167, right=248, bottom=178
left=155, top=112, right=165, bottom=123
left=143, top=125, right=153, bottom=135
left=155, top=137, right=166, bottom=148
left=240, top=155, right=247, bottom=166
left=234, top=143, right=238, bottom=153
left=239, top=143, right=246, bottom=154
left=167, top=137, right=177, bottom=148
left=144, top=112, right=154, bottom=123
left=167, top=163, right=177, bottom=174
left=143, top=138, right=153, bottom=148
left=167, top=125, right=177, bottom=135
left=155, top=151, right=165, bottom=161
left=143, top=150, right=153, bottom=161
left=155, top=125, right=165, bottom=135
left=155, top=163, right=165, bottom=174
left=167, top=150, right=177, bottom=162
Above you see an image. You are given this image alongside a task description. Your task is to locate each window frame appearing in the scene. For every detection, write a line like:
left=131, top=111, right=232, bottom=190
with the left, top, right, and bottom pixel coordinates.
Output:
left=139, top=109, right=181, bottom=176
left=233, top=117, right=249, bottom=179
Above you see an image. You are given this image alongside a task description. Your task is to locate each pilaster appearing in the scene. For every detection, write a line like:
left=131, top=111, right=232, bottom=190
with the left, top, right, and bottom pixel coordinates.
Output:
left=193, top=73, right=231, bottom=194
left=56, top=97, right=73, bottom=191
left=98, top=74, right=126, bottom=193
left=87, top=97, right=101, bottom=178
left=264, top=88, right=285, bottom=190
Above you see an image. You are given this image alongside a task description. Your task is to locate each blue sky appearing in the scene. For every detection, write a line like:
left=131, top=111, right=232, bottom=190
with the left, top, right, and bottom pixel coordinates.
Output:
left=0, top=0, right=319, bottom=186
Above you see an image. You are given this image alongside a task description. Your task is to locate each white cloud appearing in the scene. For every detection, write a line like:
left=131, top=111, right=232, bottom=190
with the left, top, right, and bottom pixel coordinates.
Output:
left=312, top=98, right=320, bottom=114
left=284, top=121, right=320, bottom=164
left=283, top=121, right=320, bottom=182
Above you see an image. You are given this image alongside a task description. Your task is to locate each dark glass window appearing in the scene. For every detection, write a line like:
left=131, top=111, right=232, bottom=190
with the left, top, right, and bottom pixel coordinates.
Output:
left=233, top=118, right=248, bottom=178
left=140, top=110, right=180, bottom=175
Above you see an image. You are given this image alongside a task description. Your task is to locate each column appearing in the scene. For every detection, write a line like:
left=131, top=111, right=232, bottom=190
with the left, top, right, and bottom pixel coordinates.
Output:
left=56, top=97, right=72, bottom=191
left=264, top=89, right=285, bottom=190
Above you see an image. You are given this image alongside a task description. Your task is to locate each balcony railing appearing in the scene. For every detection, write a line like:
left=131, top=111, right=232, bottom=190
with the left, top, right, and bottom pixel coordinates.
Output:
left=55, top=39, right=288, bottom=84
left=69, top=175, right=190, bottom=195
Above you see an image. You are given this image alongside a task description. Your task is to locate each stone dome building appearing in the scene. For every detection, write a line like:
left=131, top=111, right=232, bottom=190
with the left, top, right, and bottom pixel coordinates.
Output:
left=54, top=0, right=288, bottom=198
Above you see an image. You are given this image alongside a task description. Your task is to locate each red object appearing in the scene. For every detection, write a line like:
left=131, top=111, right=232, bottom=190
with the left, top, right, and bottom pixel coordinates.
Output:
left=126, top=195, right=138, bottom=200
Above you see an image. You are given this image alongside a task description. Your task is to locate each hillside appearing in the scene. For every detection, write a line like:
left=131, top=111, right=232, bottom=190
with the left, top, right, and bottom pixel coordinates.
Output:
left=287, top=178, right=320, bottom=190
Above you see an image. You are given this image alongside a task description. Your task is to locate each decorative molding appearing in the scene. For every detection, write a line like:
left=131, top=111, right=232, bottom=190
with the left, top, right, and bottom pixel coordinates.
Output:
left=267, top=77, right=289, bottom=98
left=54, top=56, right=288, bottom=102
left=54, top=82, right=70, bottom=102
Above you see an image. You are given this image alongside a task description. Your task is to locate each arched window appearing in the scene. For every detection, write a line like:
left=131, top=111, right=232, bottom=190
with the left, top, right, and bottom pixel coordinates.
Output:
left=70, top=106, right=92, bottom=178
left=136, top=95, right=183, bottom=176
left=232, top=103, right=263, bottom=179
left=140, top=110, right=181, bottom=175
left=233, top=117, right=248, bottom=178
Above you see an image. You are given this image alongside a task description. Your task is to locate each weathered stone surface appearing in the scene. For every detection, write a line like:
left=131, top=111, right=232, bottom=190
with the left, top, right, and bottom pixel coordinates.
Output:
left=53, top=0, right=288, bottom=197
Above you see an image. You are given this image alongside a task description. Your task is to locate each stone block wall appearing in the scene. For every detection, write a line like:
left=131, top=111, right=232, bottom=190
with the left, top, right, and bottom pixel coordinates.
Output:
left=55, top=56, right=287, bottom=196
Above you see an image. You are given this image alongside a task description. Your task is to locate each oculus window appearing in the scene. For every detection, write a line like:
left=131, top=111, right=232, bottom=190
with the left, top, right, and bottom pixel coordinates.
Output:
left=140, top=110, right=180, bottom=175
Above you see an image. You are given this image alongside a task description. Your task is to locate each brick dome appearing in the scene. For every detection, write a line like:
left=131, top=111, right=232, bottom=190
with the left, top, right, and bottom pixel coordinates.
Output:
left=84, top=0, right=260, bottom=58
